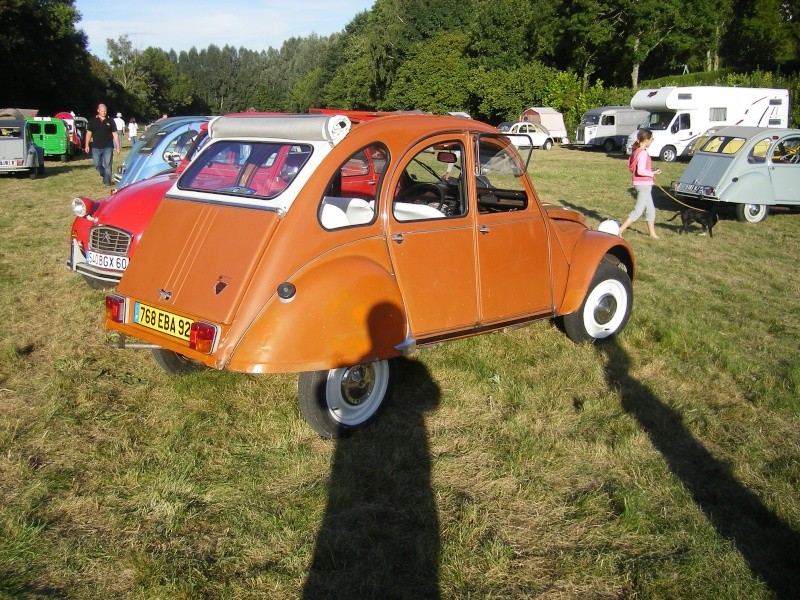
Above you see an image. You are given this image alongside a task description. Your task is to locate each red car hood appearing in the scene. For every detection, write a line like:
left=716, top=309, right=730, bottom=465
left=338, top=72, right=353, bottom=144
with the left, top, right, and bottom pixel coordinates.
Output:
left=93, top=173, right=176, bottom=229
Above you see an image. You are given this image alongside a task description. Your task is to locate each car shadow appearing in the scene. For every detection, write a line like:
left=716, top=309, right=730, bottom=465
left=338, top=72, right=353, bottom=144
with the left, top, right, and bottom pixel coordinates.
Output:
left=303, top=300, right=442, bottom=599
left=598, top=340, right=800, bottom=598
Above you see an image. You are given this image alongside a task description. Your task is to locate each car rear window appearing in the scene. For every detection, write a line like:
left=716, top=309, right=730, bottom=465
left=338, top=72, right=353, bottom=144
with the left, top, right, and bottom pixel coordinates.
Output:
left=0, top=127, right=21, bottom=138
left=178, top=140, right=313, bottom=200
left=700, top=136, right=746, bottom=155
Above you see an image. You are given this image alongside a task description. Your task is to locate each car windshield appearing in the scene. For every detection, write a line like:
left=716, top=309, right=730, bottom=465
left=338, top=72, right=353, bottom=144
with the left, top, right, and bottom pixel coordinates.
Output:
left=642, top=111, right=674, bottom=130
left=581, top=115, right=600, bottom=125
left=179, top=140, right=313, bottom=200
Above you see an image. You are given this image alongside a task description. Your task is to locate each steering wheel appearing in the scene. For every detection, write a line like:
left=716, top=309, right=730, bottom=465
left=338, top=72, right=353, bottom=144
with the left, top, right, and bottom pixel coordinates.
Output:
left=399, top=182, right=445, bottom=206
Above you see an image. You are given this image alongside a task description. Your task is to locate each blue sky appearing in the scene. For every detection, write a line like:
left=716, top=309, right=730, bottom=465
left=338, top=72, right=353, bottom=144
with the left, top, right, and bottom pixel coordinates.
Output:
left=76, top=0, right=375, bottom=60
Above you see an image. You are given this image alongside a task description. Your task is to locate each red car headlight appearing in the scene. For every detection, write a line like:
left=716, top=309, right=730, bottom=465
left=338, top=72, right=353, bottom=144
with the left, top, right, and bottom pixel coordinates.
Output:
left=71, top=197, right=96, bottom=218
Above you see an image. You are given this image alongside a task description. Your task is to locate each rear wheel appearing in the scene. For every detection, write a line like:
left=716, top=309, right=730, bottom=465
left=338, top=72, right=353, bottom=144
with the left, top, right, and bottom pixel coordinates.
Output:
left=298, top=359, right=392, bottom=438
left=542, top=139, right=553, bottom=150
left=152, top=348, right=207, bottom=375
left=563, top=261, right=632, bottom=343
left=735, top=203, right=768, bottom=223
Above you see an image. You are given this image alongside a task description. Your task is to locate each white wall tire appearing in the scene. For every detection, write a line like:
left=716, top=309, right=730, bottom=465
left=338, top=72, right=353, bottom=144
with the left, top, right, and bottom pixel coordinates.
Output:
left=563, top=262, right=632, bottom=343
left=735, top=203, right=768, bottom=223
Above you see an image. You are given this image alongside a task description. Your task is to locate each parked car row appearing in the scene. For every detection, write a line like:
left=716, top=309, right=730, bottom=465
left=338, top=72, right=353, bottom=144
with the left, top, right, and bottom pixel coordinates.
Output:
left=68, top=111, right=636, bottom=438
left=69, top=118, right=212, bottom=287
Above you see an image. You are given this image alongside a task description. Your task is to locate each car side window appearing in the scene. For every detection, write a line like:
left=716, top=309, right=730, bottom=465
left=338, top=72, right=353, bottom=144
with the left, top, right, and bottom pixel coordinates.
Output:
left=772, top=136, right=800, bottom=164
left=476, top=138, right=529, bottom=213
left=748, top=138, right=772, bottom=163
left=319, top=144, right=386, bottom=230
left=164, top=129, right=199, bottom=160
left=392, top=141, right=467, bottom=222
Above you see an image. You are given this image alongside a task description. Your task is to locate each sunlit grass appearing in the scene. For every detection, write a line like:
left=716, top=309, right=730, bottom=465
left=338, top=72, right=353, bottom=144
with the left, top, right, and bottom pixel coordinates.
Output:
left=0, top=147, right=798, bottom=598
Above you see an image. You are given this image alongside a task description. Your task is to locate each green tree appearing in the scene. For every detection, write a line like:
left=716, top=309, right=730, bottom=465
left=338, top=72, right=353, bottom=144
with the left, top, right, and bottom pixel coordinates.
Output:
left=724, top=0, right=797, bottom=71
left=0, top=0, right=95, bottom=113
left=383, top=31, right=472, bottom=112
left=138, top=48, right=195, bottom=118
left=551, top=0, right=625, bottom=88
left=466, top=0, right=538, bottom=70
left=620, top=0, right=683, bottom=87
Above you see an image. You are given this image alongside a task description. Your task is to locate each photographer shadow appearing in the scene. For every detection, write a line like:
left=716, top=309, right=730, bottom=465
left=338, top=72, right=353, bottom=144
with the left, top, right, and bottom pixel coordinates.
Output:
left=303, top=332, right=441, bottom=599
left=599, top=340, right=800, bottom=598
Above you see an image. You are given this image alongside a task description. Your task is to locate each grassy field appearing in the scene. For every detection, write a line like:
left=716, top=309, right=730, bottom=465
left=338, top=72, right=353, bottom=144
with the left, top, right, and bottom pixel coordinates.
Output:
left=1, top=146, right=798, bottom=599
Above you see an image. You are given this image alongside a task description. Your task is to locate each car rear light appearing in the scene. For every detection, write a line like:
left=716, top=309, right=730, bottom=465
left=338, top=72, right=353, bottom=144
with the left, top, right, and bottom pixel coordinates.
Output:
left=72, top=197, right=96, bottom=218
left=105, top=295, right=126, bottom=323
left=189, top=322, right=217, bottom=354
left=703, top=186, right=716, bottom=196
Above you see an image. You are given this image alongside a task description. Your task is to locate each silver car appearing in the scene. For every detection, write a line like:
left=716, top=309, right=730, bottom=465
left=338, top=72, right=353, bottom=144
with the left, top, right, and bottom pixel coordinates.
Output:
left=0, top=118, right=45, bottom=178
left=674, top=126, right=800, bottom=223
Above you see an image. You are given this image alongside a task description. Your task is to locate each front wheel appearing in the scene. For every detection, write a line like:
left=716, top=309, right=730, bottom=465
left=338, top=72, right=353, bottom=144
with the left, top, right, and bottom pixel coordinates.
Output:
left=152, top=348, right=208, bottom=375
left=659, top=145, right=677, bottom=162
left=298, top=360, right=393, bottom=438
left=563, top=262, right=633, bottom=343
left=602, top=139, right=616, bottom=153
left=735, top=203, right=768, bottom=223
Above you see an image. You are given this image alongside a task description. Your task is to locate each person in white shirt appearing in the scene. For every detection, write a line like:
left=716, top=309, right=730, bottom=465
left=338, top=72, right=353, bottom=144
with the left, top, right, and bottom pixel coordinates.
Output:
left=113, top=112, right=125, bottom=144
left=127, top=116, right=139, bottom=146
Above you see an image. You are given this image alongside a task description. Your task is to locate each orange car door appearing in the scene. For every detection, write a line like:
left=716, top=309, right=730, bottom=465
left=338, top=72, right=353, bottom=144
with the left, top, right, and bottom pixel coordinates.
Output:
left=386, top=138, right=479, bottom=338
left=473, top=136, right=554, bottom=325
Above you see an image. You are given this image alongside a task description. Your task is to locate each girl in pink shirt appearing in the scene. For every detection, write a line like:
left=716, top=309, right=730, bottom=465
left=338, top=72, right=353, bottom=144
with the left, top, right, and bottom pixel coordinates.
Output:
left=619, top=128, right=662, bottom=238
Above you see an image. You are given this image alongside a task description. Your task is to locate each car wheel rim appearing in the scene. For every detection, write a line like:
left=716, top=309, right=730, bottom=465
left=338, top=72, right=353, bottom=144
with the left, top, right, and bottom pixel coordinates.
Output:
left=584, top=280, right=628, bottom=338
left=325, top=361, right=389, bottom=426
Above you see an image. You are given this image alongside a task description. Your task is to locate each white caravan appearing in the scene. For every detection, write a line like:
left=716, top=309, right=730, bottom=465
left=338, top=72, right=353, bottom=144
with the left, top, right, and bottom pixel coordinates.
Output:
left=575, top=106, right=649, bottom=152
left=625, top=86, right=790, bottom=161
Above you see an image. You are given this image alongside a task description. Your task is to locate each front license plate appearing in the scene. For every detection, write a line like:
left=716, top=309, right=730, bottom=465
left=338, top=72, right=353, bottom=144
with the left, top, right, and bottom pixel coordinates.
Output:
left=87, top=250, right=129, bottom=271
left=133, top=302, right=193, bottom=342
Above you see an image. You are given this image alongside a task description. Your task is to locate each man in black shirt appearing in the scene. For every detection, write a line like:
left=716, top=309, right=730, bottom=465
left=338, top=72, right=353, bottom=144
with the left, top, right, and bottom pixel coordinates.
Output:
left=84, top=103, right=120, bottom=185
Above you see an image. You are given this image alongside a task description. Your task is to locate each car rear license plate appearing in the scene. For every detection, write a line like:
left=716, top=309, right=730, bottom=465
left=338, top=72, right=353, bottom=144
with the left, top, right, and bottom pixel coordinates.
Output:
left=87, top=250, right=129, bottom=271
left=0, top=159, right=17, bottom=166
left=133, top=302, right=193, bottom=341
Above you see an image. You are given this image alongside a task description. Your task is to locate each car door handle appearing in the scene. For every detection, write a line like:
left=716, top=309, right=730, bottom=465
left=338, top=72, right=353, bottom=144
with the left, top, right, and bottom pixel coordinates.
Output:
left=479, top=225, right=490, bottom=234
left=392, top=233, right=404, bottom=244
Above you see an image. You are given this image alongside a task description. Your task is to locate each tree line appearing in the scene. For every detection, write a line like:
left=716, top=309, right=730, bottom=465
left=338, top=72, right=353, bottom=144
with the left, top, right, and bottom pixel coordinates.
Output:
left=2, top=0, right=798, bottom=129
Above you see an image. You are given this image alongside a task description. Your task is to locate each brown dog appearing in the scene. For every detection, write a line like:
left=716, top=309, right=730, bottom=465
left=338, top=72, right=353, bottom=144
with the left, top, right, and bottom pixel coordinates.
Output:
left=667, top=209, right=719, bottom=237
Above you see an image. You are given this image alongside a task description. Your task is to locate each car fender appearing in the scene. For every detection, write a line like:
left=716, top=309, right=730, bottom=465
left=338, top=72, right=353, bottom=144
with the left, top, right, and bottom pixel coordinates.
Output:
left=226, top=253, right=406, bottom=373
left=558, top=231, right=635, bottom=316
left=719, top=170, right=776, bottom=205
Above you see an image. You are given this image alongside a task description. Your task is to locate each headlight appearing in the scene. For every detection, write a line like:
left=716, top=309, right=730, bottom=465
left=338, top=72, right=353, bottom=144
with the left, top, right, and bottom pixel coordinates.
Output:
left=71, top=197, right=95, bottom=218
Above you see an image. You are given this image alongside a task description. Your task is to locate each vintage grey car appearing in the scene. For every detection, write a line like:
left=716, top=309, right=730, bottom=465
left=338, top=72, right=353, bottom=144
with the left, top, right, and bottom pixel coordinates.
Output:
left=0, top=118, right=45, bottom=178
left=674, top=126, right=800, bottom=223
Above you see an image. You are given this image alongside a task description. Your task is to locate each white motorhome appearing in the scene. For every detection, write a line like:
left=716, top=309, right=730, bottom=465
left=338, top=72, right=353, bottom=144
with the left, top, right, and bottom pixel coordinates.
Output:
left=625, top=86, right=790, bottom=161
left=575, top=106, right=649, bottom=152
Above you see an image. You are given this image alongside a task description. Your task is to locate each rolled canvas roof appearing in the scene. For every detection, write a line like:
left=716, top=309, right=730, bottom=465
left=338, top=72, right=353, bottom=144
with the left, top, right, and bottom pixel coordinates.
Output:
left=208, top=114, right=352, bottom=146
